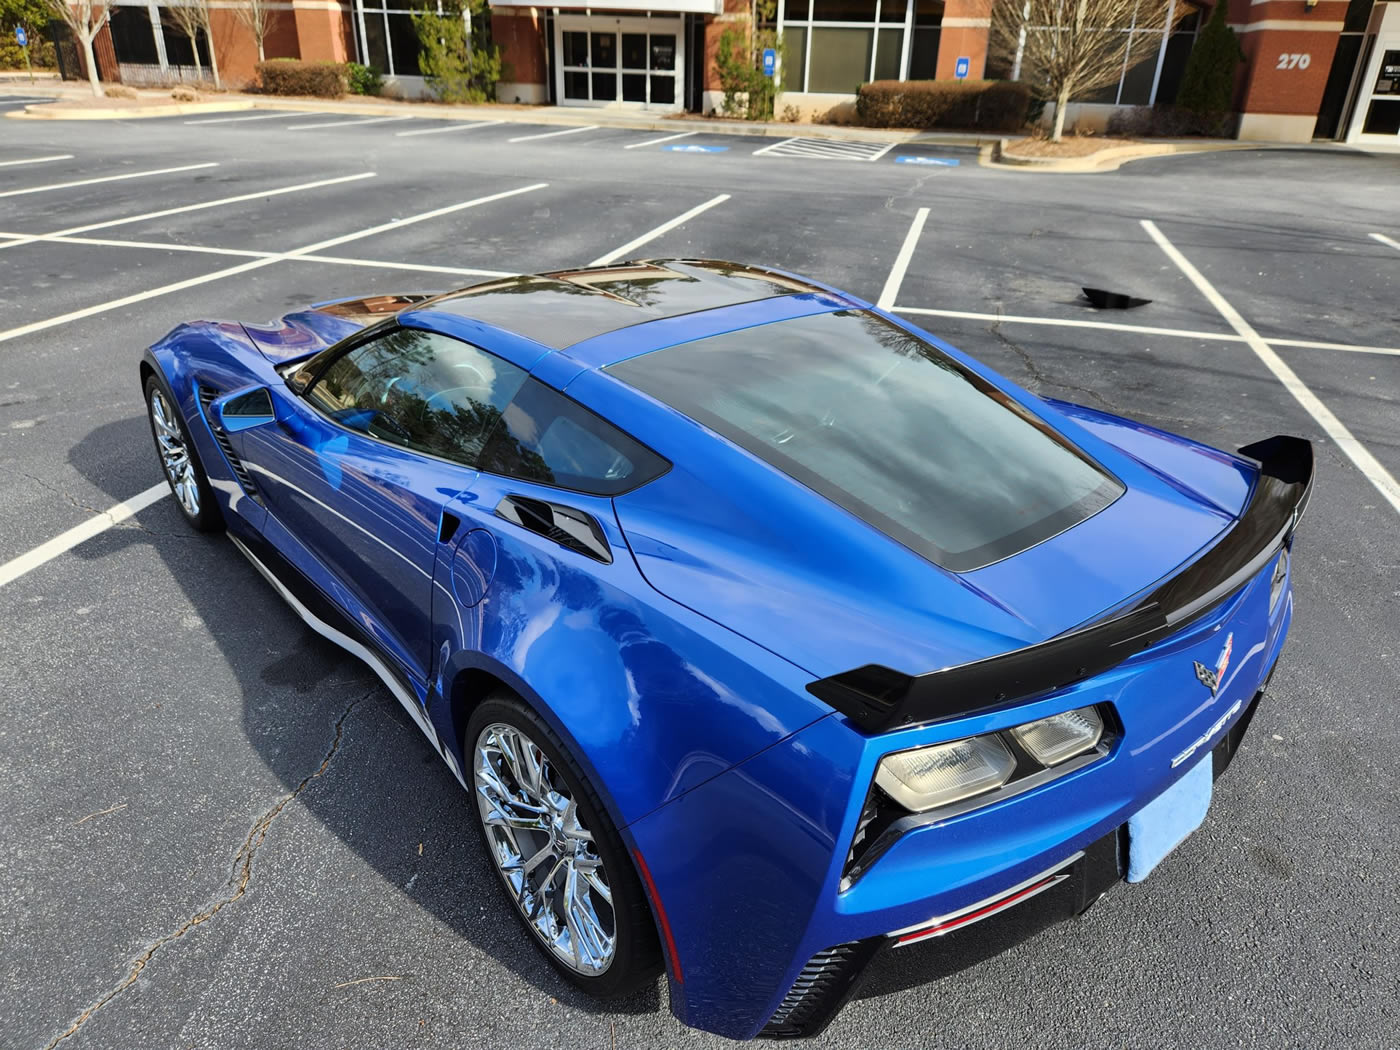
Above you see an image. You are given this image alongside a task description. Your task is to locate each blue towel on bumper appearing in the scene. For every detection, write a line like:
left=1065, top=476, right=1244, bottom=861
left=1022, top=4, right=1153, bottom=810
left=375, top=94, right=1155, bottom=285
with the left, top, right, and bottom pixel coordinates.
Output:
left=1126, top=756, right=1213, bottom=883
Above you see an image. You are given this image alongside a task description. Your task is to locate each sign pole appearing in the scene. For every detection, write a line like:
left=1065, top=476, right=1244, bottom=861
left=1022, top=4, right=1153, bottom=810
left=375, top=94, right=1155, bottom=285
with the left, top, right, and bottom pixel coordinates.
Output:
left=15, top=26, right=32, bottom=82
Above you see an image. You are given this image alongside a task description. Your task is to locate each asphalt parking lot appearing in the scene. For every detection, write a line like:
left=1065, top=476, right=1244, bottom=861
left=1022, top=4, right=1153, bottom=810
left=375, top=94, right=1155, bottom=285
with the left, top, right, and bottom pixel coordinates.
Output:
left=1, top=99, right=1397, bottom=1050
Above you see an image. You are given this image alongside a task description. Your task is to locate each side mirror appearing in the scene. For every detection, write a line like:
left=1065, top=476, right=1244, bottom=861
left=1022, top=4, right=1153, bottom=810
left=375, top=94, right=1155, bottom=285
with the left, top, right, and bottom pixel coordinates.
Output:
left=212, top=385, right=278, bottom=433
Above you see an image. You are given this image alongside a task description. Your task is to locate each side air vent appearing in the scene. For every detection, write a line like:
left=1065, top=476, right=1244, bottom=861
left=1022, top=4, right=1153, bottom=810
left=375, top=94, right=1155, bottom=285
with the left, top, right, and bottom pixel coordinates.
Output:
left=197, top=385, right=263, bottom=506
left=759, top=941, right=878, bottom=1039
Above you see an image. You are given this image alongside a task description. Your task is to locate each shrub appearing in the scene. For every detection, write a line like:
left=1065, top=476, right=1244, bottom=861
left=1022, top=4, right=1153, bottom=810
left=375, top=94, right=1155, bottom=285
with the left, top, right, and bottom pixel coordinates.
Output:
left=105, top=83, right=137, bottom=99
left=412, top=0, right=504, bottom=104
left=1106, top=104, right=1237, bottom=138
left=256, top=59, right=346, bottom=98
left=714, top=24, right=781, bottom=120
left=0, top=34, right=57, bottom=69
left=170, top=85, right=199, bottom=102
left=346, top=61, right=382, bottom=96
left=1175, top=1, right=1243, bottom=117
left=855, top=80, right=1032, bottom=132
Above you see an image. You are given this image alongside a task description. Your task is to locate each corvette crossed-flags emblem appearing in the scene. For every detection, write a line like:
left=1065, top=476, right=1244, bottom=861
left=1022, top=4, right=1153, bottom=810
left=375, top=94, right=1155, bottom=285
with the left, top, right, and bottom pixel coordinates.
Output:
left=1193, top=633, right=1234, bottom=698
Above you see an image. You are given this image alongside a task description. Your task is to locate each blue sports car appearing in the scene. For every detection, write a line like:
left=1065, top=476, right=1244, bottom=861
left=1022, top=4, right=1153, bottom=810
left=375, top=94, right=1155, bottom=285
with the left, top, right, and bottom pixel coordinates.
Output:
left=141, top=261, right=1312, bottom=1039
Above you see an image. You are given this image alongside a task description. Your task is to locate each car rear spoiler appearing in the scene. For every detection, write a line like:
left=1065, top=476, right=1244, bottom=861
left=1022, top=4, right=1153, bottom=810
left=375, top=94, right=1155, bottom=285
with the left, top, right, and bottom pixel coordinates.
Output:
left=807, top=435, right=1315, bottom=734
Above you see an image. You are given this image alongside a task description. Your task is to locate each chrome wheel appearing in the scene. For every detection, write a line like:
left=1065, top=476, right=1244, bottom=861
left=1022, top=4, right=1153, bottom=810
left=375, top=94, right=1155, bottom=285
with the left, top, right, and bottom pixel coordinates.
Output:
left=474, top=722, right=616, bottom=976
left=149, top=389, right=200, bottom=518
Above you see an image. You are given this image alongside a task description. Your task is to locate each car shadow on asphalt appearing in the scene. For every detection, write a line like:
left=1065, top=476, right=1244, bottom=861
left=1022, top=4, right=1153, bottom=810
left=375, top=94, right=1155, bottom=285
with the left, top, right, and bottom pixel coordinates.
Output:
left=68, top=416, right=664, bottom=1021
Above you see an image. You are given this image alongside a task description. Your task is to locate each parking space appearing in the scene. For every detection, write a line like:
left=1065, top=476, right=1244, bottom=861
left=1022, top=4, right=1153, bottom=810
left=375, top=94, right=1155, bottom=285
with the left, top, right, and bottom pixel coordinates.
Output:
left=1, top=109, right=1398, bottom=1050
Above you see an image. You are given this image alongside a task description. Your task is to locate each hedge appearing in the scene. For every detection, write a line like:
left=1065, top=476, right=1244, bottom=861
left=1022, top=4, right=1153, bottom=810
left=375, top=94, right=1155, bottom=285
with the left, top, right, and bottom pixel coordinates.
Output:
left=0, top=35, right=57, bottom=70
left=256, top=59, right=346, bottom=98
left=855, top=80, right=1032, bottom=132
left=1106, top=105, right=1237, bottom=138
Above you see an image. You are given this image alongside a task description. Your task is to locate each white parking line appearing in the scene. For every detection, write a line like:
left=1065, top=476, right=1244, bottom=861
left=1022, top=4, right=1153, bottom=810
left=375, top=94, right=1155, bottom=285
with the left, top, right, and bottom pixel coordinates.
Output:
left=0, top=172, right=376, bottom=253
left=623, top=131, right=697, bottom=150
left=297, top=254, right=513, bottom=278
left=0, top=162, right=218, bottom=200
left=0, top=230, right=514, bottom=279
left=0, top=182, right=547, bottom=347
left=184, top=112, right=309, bottom=125
left=1143, top=219, right=1400, bottom=516
left=285, top=116, right=412, bottom=131
left=588, top=194, right=730, bottom=267
left=395, top=119, right=504, bottom=138
left=0, top=154, right=73, bottom=168
left=878, top=208, right=928, bottom=310
left=894, top=306, right=1400, bottom=357
left=508, top=125, right=598, bottom=143
left=1371, top=232, right=1400, bottom=253
left=0, top=98, right=53, bottom=107
left=0, top=483, right=169, bottom=590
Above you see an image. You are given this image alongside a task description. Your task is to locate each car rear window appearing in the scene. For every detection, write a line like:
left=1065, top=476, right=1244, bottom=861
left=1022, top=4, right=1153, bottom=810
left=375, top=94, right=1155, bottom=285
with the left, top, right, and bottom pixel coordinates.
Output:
left=606, top=310, right=1123, bottom=572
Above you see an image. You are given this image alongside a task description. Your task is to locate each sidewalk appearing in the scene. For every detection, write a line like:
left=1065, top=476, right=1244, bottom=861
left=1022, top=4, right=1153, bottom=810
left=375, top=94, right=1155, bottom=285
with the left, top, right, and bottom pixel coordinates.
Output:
left=2, top=78, right=1004, bottom=146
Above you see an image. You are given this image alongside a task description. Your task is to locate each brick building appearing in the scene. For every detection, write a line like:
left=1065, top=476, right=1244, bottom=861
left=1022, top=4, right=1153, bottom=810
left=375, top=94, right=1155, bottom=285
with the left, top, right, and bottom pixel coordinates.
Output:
left=84, top=0, right=1400, bottom=143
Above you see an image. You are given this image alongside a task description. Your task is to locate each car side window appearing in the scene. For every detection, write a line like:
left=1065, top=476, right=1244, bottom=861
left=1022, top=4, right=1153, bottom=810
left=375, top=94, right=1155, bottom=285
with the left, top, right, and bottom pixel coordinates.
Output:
left=479, top=377, right=669, bottom=496
left=304, top=327, right=528, bottom=467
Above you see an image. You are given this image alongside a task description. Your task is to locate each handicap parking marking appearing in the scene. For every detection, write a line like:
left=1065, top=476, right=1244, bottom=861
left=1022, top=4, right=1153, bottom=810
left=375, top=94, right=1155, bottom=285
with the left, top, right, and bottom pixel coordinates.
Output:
left=753, top=136, right=894, bottom=161
left=662, top=143, right=729, bottom=153
left=895, top=155, right=960, bottom=166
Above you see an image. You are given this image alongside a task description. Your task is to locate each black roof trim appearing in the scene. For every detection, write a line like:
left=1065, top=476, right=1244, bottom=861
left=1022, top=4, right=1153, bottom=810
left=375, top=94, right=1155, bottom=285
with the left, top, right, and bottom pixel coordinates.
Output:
left=806, top=435, right=1314, bottom=734
left=421, top=260, right=823, bottom=349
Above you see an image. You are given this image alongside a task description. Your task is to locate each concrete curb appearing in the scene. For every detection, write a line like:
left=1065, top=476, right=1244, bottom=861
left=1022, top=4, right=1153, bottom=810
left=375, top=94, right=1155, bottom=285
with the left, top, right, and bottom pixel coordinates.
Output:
left=983, top=137, right=1258, bottom=172
left=7, top=99, right=260, bottom=120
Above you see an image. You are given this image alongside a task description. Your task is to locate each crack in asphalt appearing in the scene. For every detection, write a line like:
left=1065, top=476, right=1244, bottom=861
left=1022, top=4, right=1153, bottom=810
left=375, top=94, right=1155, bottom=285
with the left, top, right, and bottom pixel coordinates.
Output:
left=0, top=465, right=197, bottom=540
left=989, top=321, right=1121, bottom=412
left=40, top=691, right=371, bottom=1050
left=3, top=465, right=106, bottom=518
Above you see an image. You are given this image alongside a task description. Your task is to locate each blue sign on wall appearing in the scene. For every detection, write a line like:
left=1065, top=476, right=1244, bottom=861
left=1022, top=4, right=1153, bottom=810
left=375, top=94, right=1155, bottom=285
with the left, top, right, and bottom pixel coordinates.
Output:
left=955, top=56, right=970, bottom=79
left=14, top=26, right=27, bottom=47
left=762, top=48, right=776, bottom=77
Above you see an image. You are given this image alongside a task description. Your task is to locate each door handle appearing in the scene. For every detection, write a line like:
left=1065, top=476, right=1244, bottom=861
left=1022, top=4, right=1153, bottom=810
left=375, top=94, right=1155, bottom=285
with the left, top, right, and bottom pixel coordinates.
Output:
left=495, top=495, right=612, bottom=564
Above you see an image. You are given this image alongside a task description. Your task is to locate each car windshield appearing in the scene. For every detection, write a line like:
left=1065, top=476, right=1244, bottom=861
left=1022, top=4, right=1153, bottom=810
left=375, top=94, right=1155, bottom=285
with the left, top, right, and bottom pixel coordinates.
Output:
left=606, top=309, right=1123, bottom=572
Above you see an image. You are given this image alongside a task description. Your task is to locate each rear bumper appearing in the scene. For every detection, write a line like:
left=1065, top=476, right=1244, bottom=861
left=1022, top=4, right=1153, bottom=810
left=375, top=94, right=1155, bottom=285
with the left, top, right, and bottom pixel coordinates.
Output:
left=627, top=536, right=1294, bottom=1041
left=758, top=683, right=1267, bottom=1039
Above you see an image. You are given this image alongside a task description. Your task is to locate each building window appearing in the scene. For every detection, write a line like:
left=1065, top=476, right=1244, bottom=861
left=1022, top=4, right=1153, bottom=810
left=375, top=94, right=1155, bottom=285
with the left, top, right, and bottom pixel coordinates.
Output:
left=1009, top=2, right=1201, bottom=108
left=780, top=0, right=921, bottom=93
left=357, top=0, right=446, bottom=77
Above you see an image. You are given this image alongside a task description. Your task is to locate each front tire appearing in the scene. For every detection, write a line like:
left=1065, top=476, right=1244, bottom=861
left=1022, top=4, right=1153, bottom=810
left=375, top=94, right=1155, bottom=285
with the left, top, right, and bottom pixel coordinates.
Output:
left=144, top=372, right=222, bottom=533
left=467, top=693, right=661, bottom=998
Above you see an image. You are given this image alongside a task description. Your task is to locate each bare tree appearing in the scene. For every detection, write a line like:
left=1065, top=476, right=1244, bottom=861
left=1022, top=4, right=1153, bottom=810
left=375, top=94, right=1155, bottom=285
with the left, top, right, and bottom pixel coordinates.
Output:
left=991, top=0, right=1179, bottom=141
left=230, top=0, right=275, bottom=63
left=43, top=0, right=111, bottom=97
left=165, top=0, right=221, bottom=88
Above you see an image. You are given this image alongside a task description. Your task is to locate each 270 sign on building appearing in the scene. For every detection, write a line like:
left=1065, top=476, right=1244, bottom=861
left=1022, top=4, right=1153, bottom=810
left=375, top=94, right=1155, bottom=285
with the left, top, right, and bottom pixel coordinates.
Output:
left=1277, top=52, right=1312, bottom=70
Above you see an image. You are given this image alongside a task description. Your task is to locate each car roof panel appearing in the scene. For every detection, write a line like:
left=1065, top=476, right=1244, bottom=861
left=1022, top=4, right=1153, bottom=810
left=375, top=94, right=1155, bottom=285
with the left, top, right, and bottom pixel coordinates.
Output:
left=420, top=260, right=822, bottom=350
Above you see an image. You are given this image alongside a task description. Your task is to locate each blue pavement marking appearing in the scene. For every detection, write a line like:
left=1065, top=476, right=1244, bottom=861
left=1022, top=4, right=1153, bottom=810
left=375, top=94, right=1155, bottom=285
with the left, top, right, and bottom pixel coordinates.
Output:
left=895, top=156, right=960, bottom=166
left=663, top=144, right=729, bottom=153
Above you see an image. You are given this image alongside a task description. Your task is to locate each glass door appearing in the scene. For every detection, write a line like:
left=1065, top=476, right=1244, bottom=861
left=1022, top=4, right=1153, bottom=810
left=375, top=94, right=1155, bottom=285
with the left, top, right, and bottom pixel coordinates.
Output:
left=556, top=17, right=683, bottom=110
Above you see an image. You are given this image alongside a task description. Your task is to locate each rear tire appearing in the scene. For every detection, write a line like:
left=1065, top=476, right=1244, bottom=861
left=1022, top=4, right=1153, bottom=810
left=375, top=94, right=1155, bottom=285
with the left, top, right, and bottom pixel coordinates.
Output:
left=467, top=692, right=662, bottom=998
left=144, top=372, right=223, bottom=533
